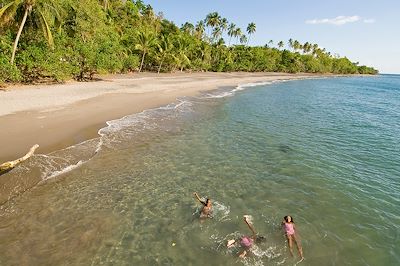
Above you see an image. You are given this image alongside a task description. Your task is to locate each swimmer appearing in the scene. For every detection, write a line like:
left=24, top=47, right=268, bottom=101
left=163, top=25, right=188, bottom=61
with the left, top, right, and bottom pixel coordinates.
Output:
left=227, top=215, right=265, bottom=258
left=193, top=192, right=212, bottom=218
left=282, top=215, right=304, bottom=261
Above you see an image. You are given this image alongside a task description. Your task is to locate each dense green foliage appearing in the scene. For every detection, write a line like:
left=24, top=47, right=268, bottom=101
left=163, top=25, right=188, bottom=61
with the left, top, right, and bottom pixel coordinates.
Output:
left=0, top=0, right=378, bottom=85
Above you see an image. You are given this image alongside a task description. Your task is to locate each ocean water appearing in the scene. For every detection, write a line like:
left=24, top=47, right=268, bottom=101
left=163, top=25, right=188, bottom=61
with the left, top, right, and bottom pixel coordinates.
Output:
left=0, top=75, right=399, bottom=265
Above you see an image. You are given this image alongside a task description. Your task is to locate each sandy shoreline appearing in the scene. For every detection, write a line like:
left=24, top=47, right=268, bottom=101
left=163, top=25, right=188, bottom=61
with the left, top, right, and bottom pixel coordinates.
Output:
left=0, top=72, right=323, bottom=163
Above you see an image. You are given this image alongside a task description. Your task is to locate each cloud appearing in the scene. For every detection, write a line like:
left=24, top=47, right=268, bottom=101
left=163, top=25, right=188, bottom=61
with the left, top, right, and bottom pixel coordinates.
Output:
left=305, top=15, right=375, bottom=26
left=363, top=18, right=376, bottom=24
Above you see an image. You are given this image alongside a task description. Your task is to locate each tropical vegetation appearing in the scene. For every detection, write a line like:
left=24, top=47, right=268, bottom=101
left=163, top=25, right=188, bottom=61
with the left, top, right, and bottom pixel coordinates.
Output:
left=0, top=0, right=378, bottom=85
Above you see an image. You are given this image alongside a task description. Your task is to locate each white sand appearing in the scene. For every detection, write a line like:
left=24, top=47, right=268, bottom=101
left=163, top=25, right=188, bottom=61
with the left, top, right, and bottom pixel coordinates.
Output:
left=0, top=72, right=322, bottom=162
left=0, top=72, right=316, bottom=116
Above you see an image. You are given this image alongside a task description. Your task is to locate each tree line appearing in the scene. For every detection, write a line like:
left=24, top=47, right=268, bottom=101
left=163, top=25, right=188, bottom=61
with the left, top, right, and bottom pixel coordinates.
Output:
left=0, top=0, right=378, bottom=85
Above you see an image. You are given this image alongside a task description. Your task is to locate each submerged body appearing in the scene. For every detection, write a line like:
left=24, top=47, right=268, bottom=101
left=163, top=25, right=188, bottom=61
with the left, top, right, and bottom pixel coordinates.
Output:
left=283, top=215, right=304, bottom=260
left=227, top=215, right=264, bottom=258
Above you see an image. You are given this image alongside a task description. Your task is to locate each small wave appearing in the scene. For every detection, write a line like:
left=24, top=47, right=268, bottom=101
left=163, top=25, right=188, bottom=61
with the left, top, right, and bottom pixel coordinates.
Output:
left=204, top=91, right=235, bottom=98
left=1, top=96, right=200, bottom=206
left=41, top=137, right=100, bottom=178
left=0, top=77, right=299, bottom=206
left=0, top=137, right=100, bottom=205
left=159, top=98, right=193, bottom=110
left=213, top=201, right=231, bottom=221
left=238, top=245, right=283, bottom=266
left=251, top=245, right=281, bottom=259
left=98, top=98, right=193, bottom=137
left=205, top=80, right=274, bottom=99
left=217, top=230, right=283, bottom=266
left=192, top=200, right=230, bottom=222
left=243, top=214, right=254, bottom=224
left=235, top=81, right=273, bottom=91
left=42, top=160, right=84, bottom=181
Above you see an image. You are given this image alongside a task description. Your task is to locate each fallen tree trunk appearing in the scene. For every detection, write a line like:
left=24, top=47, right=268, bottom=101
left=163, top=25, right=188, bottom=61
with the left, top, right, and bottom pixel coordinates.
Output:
left=0, top=144, right=39, bottom=175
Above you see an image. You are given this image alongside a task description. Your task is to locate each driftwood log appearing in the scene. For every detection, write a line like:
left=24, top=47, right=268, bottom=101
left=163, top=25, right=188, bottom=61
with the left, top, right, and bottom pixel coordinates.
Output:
left=0, top=144, right=39, bottom=175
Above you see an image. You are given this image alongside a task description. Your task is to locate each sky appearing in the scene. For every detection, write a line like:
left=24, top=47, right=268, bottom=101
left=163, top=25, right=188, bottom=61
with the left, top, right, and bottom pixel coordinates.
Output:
left=144, top=0, right=400, bottom=74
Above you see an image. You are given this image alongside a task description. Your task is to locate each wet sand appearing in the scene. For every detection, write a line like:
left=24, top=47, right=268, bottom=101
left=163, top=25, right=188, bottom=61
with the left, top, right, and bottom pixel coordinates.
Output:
left=0, top=72, right=321, bottom=163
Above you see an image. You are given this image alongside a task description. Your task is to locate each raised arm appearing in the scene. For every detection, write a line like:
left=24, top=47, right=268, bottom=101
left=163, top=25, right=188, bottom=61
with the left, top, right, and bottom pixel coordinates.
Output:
left=193, top=192, right=206, bottom=205
left=244, top=216, right=257, bottom=238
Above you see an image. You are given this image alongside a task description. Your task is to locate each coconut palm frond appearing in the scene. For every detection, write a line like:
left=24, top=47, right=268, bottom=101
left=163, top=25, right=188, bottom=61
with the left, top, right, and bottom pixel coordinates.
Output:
left=0, top=1, right=17, bottom=23
left=38, top=10, right=54, bottom=48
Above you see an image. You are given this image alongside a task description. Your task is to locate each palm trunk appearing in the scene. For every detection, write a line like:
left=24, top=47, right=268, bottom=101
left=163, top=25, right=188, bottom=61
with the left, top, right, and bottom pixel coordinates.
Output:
left=11, top=5, right=32, bottom=65
left=139, top=52, right=146, bottom=72
left=157, top=54, right=165, bottom=74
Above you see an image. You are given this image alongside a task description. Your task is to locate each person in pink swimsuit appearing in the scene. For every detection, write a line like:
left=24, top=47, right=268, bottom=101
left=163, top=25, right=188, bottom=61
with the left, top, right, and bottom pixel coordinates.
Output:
left=227, top=215, right=265, bottom=258
left=282, top=215, right=304, bottom=260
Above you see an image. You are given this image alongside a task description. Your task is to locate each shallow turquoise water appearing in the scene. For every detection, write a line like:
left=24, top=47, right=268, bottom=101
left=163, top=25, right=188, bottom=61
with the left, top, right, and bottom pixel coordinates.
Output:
left=0, top=76, right=399, bottom=265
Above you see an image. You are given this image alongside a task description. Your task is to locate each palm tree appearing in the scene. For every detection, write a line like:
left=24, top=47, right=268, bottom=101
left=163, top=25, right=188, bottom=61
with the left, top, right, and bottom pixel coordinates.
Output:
left=135, top=31, right=157, bottom=72
left=0, top=0, right=63, bottom=64
left=288, top=38, right=294, bottom=51
left=181, top=22, right=194, bottom=35
left=293, top=40, right=300, bottom=52
left=302, top=42, right=311, bottom=54
left=246, top=22, right=256, bottom=45
left=219, top=17, right=228, bottom=38
left=211, top=38, right=226, bottom=67
left=156, top=34, right=173, bottom=73
left=134, top=0, right=146, bottom=13
left=212, top=27, right=222, bottom=43
left=195, top=20, right=205, bottom=40
left=204, top=13, right=212, bottom=37
left=209, top=12, right=221, bottom=28
left=205, top=12, right=220, bottom=40
left=197, top=41, right=211, bottom=70
left=240, top=34, right=247, bottom=45
left=143, top=4, right=155, bottom=20
left=227, top=23, right=236, bottom=45
left=233, top=27, right=242, bottom=45
left=312, top=43, right=319, bottom=56
left=277, top=41, right=284, bottom=50
left=216, top=37, right=225, bottom=46
left=174, top=35, right=191, bottom=71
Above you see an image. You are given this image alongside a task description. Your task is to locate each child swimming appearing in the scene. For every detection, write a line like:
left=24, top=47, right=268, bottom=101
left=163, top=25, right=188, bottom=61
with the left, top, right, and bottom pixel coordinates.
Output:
left=227, top=215, right=265, bottom=258
left=282, top=215, right=304, bottom=261
left=193, top=192, right=213, bottom=218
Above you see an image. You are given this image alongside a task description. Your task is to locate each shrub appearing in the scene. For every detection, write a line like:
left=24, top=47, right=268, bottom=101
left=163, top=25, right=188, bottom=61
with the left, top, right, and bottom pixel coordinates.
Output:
left=0, top=33, right=22, bottom=84
left=123, top=54, right=140, bottom=72
left=15, top=41, right=73, bottom=83
left=95, top=31, right=125, bottom=73
left=0, top=57, right=22, bottom=84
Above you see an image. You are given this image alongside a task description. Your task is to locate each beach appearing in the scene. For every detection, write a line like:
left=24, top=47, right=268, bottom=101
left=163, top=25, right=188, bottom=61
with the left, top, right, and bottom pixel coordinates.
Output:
left=0, top=72, right=317, bottom=163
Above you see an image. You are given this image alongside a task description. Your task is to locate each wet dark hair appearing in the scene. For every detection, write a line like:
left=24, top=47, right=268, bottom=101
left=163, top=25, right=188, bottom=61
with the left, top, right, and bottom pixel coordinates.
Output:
left=256, top=235, right=266, bottom=243
left=284, top=215, right=294, bottom=223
